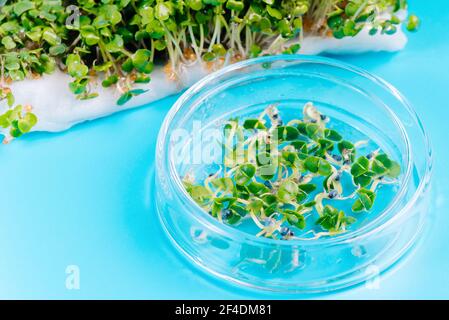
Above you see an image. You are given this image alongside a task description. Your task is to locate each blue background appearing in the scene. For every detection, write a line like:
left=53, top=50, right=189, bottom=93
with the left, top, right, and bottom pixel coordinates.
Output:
left=0, top=1, right=448, bottom=299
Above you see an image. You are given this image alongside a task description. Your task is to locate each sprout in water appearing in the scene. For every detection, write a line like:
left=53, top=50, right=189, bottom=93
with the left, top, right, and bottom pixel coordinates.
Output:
left=183, top=102, right=401, bottom=240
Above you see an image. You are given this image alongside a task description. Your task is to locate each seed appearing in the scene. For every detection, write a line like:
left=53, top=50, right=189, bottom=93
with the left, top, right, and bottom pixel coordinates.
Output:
left=2, top=87, right=11, bottom=94
left=280, top=227, right=290, bottom=237
left=328, top=189, right=338, bottom=199
left=334, top=172, right=342, bottom=181
left=222, top=209, right=232, bottom=219
left=266, top=133, right=272, bottom=143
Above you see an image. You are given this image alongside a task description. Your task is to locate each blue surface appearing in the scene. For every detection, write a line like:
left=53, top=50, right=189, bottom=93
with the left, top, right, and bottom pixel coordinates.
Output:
left=0, top=1, right=448, bottom=299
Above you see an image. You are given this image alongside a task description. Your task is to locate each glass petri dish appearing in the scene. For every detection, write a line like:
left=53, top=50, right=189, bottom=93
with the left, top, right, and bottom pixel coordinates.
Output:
left=155, top=55, right=432, bottom=293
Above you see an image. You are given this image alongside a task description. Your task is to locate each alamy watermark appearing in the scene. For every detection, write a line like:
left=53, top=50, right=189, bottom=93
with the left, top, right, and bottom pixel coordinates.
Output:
left=65, top=265, right=80, bottom=290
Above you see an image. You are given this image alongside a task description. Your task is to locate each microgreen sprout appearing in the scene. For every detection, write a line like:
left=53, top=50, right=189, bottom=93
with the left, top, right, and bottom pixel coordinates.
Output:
left=0, top=87, right=37, bottom=142
left=184, top=102, right=401, bottom=240
left=0, top=0, right=418, bottom=140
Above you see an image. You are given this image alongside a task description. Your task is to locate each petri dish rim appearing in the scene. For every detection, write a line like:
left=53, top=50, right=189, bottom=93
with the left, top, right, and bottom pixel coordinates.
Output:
left=158, top=54, right=432, bottom=248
